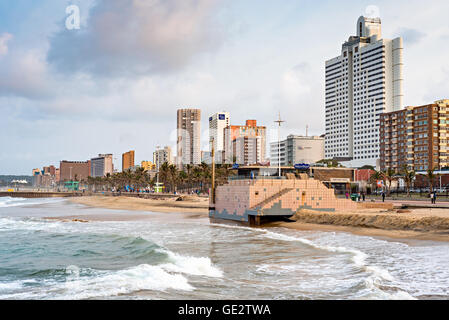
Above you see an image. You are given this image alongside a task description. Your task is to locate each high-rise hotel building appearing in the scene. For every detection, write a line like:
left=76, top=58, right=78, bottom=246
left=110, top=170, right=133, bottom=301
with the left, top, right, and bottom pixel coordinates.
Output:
left=325, top=16, right=404, bottom=167
left=177, top=109, right=201, bottom=167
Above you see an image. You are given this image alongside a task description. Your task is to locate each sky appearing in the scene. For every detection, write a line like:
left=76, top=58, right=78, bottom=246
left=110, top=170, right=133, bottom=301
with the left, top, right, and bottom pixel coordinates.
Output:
left=1, top=0, right=449, bottom=174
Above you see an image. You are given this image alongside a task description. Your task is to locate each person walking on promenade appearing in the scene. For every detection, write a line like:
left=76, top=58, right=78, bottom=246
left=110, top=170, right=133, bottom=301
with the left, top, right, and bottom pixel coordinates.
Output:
left=345, top=192, right=349, bottom=199
left=362, top=192, right=366, bottom=202
left=434, top=191, right=437, bottom=204
left=382, top=191, right=385, bottom=202
left=430, top=192, right=434, bottom=204
left=357, top=192, right=361, bottom=202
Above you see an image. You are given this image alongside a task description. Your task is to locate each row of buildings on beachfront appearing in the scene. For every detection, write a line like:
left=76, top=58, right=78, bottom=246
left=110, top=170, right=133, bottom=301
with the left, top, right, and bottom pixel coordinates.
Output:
left=176, top=109, right=325, bottom=167
left=31, top=15, right=448, bottom=188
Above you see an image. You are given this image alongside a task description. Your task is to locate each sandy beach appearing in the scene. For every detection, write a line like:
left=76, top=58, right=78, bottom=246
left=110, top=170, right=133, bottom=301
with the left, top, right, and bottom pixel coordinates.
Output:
left=70, top=195, right=209, bottom=214
left=66, top=195, right=449, bottom=242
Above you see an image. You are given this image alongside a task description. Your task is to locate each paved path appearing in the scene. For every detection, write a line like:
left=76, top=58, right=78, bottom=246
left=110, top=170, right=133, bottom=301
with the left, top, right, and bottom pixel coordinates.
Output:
left=364, top=198, right=449, bottom=209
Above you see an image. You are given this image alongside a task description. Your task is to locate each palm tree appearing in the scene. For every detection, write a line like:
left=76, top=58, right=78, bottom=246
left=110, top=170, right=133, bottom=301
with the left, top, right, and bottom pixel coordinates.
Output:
left=424, top=167, right=438, bottom=194
left=369, top=170, right=385, bottom=193
left=401, top=165, right=415, bottom=197
left=382, top=168, right=397, bottom=196
left=158, top=162, right=170, bottom=193
left=168, top=164, right=179, bottom=193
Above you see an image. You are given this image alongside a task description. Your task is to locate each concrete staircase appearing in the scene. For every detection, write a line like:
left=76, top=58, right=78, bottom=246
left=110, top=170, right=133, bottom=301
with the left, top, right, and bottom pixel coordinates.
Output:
left=250, top=188, right=294, bottom=210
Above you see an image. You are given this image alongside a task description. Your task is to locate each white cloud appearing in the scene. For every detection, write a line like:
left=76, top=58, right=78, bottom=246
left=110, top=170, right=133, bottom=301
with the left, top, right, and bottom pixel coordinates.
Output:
left=0, top=33, right=13, bottom=56
left=280, top=64, right=312, bottom=104
left=0, top=50, right=52, bottom=99
left=47, top=0, right=224, bottom=77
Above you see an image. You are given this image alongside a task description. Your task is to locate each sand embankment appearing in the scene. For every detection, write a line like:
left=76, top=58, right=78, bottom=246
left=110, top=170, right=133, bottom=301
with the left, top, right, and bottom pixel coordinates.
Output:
left=272, top=207, right=449, bottom=242
left=70, top=195, right=209, bottom=214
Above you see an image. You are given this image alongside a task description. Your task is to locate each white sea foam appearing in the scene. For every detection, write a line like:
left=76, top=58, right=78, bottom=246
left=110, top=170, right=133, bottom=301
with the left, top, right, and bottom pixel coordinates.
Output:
left=0, top=217, right=63, bottom=232
left=0, top=264, right=193, bottom=300
left=59, top=264, right=194, bottom=299
left=0, top=197, right=65, bottom=208
left=158, top=249, right=223, bottom=278
left=0, top=197, right=27, bottom=208
left=0, top=281, right=24, bottom=291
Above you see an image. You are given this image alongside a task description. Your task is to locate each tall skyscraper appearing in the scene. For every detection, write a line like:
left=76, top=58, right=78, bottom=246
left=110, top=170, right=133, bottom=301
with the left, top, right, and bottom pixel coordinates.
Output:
left=209, top=112, right=230, bottom=164
left=224, top=120, right=266, bottom=165
left=325, top=16, right=404, bottom=167
left=90, top=154, right=113, bottom=177
left=177, top=109, right=201, bottom=167
left=122, top=150, right=135, bottom=172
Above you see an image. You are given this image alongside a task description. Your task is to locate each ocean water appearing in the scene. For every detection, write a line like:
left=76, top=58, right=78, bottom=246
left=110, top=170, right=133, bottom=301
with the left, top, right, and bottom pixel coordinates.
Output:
left=0, top=196, right=448, bottom=300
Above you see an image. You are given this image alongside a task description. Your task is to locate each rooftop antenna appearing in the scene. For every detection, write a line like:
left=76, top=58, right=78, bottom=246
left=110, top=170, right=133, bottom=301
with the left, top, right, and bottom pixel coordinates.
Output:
left=274, top=112, right=285, bottom=177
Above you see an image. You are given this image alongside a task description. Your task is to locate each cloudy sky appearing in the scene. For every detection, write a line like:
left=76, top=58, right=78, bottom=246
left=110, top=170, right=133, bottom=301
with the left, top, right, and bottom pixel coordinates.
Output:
left=1, top=0, right=448, bottom=174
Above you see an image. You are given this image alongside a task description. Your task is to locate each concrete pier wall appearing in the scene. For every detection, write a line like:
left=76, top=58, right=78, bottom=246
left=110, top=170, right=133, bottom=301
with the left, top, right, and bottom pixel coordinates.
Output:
left=211, top=178, right=359, bottom=223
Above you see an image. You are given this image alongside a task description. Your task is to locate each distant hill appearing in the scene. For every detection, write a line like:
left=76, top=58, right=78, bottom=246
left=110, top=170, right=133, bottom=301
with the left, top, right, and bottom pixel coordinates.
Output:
left=0, top=175, right=33, bottom=186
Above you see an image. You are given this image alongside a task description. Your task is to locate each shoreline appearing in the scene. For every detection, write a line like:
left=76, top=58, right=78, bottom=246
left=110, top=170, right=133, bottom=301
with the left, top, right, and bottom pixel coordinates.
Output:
left=268, top=221, right=449, bottom=243
left=66, top=196, right=449, bottom=242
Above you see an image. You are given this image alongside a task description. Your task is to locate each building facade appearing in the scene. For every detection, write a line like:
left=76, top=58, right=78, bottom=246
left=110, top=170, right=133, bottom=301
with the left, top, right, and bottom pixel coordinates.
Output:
left=380, top=100, right=449, bottom=172
left=270, top=135, right=325, bottom=166
left=177, top=109, right=201, bottom=167
left=232, top=136, right=262, bottom=166
left=153, top=146, right=173, bottom=171
left=59, top=160, right=90, bottom=182
left=122, top=150, right=135, bottom=172
left=90, top=154, right=113, bottom=177
left=209, top=112, right=230, bottom=163
left=325, top=16, right=404, bottom=167
left=224, top=120, right=266, bottom=164
left=141, top=161, right=156, bottom=172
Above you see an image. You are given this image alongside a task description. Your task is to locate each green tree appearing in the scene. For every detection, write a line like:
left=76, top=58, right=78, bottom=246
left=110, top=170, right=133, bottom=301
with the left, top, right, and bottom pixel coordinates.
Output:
left=369, top=170, right=385, bottom=192
left=382, top=168, right=397, bottom=196
left=424, top=167, right=438, bottom=194
left=401, top=165, right=415, bottom=197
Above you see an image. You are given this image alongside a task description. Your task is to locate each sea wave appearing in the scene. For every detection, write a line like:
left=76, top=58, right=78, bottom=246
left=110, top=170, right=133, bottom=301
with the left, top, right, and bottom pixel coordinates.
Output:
left=0, top=217, right=223, bottom=299
left=158, top=249, right=223, bottom=278
left=0, top=217, right=63, bottom=232
left=0, top=196, right=64, bottom=208
left=0, top=264, right=193, bottom=300
left=210, top=222, right=414, bottom=299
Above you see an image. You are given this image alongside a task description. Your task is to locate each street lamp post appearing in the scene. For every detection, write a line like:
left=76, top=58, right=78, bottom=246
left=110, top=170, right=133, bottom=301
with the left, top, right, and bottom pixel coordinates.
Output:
left=274, top=112, right=285, bottom=178
left=211, top=137, right=216, bottom=205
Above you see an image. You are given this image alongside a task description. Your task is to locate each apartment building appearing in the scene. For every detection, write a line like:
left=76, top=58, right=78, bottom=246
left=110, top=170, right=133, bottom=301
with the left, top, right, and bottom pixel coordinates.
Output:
left=177, top=109, right=201, bottom=167
left=380, top=100, right=449, bottom=171
left=224, top=120, right=266, bottom=164
left=122, top=150, right=135, bottom=172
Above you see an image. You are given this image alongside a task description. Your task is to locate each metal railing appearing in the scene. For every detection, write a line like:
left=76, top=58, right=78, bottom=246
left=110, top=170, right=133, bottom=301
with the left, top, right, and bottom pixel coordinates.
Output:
left=228, top=176, right=287, bottom=181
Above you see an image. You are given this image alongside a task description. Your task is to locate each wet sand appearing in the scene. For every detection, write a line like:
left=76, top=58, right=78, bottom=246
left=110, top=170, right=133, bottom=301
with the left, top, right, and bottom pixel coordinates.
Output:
left=70, top=195, right=209, bottom=214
